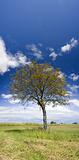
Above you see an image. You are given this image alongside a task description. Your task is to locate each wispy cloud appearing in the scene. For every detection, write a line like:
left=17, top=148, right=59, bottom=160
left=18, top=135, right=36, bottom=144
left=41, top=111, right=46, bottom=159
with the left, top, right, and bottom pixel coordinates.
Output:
left=0, top=37, right=29, bottom=74
left=68, top=84, right=79, bottom=92
left=26, top=44, right=43, bottom=59
left=47, top=37, right=78, bottom=60
left=1, top=94, right=21, bottom=104
left=49, top=48, right=58, bottom=61
left=61, top=38, right=78, bottom=53
left=69, top=73, right=79, bottom=81
left=1, top=91, right=79, bottom=123
left=0, top=101, right=79, bottom=123
left=70, top=99, right=79, bottom=107
left=16, top=52, right=28, bottom=65
left=2, top=94, right=12, bottom=99
left=0, top=37, right=78, bottom=74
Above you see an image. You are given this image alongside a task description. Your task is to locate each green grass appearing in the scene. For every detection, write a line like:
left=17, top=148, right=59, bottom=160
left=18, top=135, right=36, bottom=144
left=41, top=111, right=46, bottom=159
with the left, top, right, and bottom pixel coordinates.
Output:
left=0, top=123, right=79, bottom=160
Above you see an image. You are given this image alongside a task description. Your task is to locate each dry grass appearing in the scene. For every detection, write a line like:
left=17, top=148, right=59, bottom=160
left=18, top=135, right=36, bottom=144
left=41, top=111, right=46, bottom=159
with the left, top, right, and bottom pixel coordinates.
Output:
left=0, top=123, right=79, bottom=160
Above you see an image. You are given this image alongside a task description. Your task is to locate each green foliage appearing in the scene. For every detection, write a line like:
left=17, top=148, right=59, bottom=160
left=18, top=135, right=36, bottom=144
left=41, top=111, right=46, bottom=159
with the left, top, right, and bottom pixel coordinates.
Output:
left=11, top=62, right=69, bottom=107
left=11, top=62, right=69, bottom=129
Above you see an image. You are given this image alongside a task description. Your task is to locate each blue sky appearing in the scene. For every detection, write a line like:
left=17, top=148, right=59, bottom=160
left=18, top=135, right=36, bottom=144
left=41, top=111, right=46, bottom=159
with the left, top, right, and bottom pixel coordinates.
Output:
left=0, top=0, right=79, bottom=123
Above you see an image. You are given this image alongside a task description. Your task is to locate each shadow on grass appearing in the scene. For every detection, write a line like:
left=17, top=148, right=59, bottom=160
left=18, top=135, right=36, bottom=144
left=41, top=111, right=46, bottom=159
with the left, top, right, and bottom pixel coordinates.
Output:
left=5, top=127, right=44, bottom=133
left=5, top=129, right=24, bottom=133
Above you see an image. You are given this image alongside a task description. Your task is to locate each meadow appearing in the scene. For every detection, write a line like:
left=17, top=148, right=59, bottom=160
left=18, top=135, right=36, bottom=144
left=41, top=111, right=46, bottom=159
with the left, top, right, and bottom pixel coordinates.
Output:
left=0, top=123, right=79, bottom=160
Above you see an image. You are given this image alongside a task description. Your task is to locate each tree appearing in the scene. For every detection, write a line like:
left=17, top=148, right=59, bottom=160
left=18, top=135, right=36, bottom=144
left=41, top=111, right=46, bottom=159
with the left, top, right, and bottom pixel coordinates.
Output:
left=50, top=121, right=57, bottom=124
left=11, top=62, right=69, bottom=130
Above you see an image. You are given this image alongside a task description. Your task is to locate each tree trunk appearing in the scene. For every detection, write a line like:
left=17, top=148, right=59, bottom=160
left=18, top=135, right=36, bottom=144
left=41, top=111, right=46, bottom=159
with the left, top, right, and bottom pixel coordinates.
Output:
left=42, top=107, right=47, bottom=130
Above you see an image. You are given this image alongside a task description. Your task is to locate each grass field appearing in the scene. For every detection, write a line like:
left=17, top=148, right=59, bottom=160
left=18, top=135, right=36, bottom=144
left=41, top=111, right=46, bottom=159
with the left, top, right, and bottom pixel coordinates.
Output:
left=0, top=123, right=79, bottom=160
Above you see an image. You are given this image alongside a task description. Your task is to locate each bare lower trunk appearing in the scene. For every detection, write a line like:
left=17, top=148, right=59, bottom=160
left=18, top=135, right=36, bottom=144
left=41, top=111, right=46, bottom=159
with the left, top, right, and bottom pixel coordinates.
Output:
left=42, top=107, right=47, bottom=130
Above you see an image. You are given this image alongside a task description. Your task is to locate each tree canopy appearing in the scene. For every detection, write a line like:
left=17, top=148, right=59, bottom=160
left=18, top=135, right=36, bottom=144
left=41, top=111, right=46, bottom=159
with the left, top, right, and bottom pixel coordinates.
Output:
left=11, top=62, right=69, bottom=129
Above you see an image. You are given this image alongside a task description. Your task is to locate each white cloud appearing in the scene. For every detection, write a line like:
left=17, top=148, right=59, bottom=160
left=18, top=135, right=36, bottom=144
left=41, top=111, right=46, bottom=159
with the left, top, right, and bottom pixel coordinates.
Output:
left=16, top=52, right=27, bottom=65
left=61, top=38, right=78, bottom=53
left=48, top=48, right=58, bottom=61
left=1, top=94, right=12, bottom=99
left=49, top=51, right=57, bottom=61
left=0, top=37, right=28, bottom=74
left=1, top=94, right=79, bottom=123
left=68, top=84, right=79, bottom=92
left=61, top=44, right=71, bottom=52
left=9, top=99, right=21, bottom=104
left=69, top=73, right=79, bottom=81
left=0, top=38, right=18, bottom=73
left=70, top=99, right=79, bottom=107
left=70, top=38, right=78, bottom=47
left=34, top=52, right=43, bottom=59
left=48, top=48, right=54, bottom=52
left=26, top=44, right=43, bottom=59
left=0, top=101, right=79, bottom=123
left=1, top=94, right=20, bottom=104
